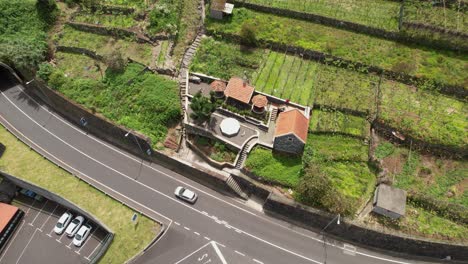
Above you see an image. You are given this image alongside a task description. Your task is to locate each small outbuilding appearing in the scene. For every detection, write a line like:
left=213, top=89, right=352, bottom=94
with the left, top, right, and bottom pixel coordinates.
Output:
left=210, top=80, right=227, bottom=99
left=273, top=109, right=309, bottom=154
left=210, top=0, right=234, bottom=20
left=372, top=184, right=407, bottom=219
left=251, top=94, right=268, bottom=114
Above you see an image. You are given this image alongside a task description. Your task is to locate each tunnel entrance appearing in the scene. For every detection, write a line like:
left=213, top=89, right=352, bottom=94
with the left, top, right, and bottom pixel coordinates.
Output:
left=0, top=64, right=23, bottom=91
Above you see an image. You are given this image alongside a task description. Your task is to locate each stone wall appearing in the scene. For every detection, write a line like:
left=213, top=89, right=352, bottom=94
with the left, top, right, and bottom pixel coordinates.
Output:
left=264, top=193, right=468, bottom=261
left=56, top=46, right=104, bottom=61
left=185, top=138, right=236, bottom=170
left=206, top=30, right=467, bottom=101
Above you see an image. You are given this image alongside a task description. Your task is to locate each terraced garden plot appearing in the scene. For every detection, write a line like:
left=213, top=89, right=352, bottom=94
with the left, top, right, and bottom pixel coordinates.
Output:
left=156, top=40, right=170, bottom=67
left=404, top=1, right=468, bottom=32
left=73, top=12, right=140, bottom=29
left=55, top=52, right=106, bottom=80
left=243, top=0, right=400, bottom=31
left=252, top=50, right=378, bottom=112
left=206, top=8, right=468, bottom=87
left=309, top=109, right=370, bottom=138
left=58, top=26, right=153, bottom=65
left=379, top=80, right=468, bottom=147
left=100, top=0, right=155, bottom=8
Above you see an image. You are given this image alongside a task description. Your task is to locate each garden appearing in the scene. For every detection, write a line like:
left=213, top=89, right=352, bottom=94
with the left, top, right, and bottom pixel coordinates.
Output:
left=241, top=0, right=400, bottom=31
left=309, top=109, right=370, bottom=139
left=189, top=134, right=238, bottom=163
left=206, top=8, right=468, bottom=87
left=379, top=80, right=467, bottom=147
left=41, top=62, right=181, bottom=148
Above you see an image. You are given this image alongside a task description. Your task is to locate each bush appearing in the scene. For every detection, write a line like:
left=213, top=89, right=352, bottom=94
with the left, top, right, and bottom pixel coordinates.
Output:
left=48, top=70, right=69, bottom=90
left=148, top=1, right=179, bottom=35
left=240, top=22, right=257, bottom=46
left=105, top=49, right=126, bottom=73
left=190, top=92, right=216, bottom=123
left=375, top=142, right=395, bottom=159
left=37, top=62, right=54, bottom=82
left=36, top=0, right=59, bottom=25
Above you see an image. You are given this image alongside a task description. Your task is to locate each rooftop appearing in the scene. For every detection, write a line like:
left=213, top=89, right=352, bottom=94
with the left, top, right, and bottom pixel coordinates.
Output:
left=224, top=77, right=255, bottom=104
left=274, top=109, right=309, bottom=142
left=374, top=184, right=407, bottom=216
left=0, top=202, right=19, bottom=232
left=211, top=0, right=227, bottom=11
left=252, top=94, right=268, bottom=108
left=210, top=80, right=227, bottom=92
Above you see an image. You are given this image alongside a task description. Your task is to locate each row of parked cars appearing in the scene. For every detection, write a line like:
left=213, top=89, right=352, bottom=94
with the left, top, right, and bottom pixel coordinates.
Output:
left=54, top=212, right=91, bottom=247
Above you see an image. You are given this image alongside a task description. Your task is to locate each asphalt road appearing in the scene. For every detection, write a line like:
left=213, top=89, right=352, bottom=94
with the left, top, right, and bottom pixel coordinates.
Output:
left=0, top=81, right=437, bottom=264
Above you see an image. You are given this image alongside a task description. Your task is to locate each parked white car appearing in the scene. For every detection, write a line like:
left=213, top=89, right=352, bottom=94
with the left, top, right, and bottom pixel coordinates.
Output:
left=54, top=212, right=73, bottom=235
left=73, top=224, right=92, bottom=247
left=65, top=216, right=84, bottom=237
left=174, top=186, right=198, bottom=204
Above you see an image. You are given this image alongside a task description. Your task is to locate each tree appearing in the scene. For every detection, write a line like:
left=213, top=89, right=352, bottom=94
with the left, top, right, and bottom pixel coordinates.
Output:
left=240, top=22, right=257, bottom=46
left=190, top=92, right=216, bottom=123
left=105, top=49, right=126, bottom=73
left=36, top=0, right=59, bottom=25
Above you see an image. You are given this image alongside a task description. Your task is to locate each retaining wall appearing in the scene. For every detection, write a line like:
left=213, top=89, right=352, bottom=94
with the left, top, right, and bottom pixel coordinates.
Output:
left=185, top=138, right=236, bottom=170
left=0, top=171, right=114, bottom=264
left=56, top=46, right=104, bottom=61
left=264, top=193, right=468, bottom=261
left=23, top=79, right=236, bottom=197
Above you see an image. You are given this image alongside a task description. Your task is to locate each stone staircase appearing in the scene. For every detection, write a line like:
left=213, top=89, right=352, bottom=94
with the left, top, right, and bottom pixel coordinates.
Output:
left=226, top=175, right=248, bottom=200
left=235, top=142, right=250, bottom=169
left=270, top=107, right=279, bottom=122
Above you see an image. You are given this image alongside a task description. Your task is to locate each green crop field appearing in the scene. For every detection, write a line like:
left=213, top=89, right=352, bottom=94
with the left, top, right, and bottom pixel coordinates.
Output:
left=243, top=0, right=400, bottom=31
left=309, top=109, right=370, bottom=138
left=58, top=26, right=153, bottom=65
left=206, top=8, right=468, bottom=87
left=379, top=80, right=467, bottom=147
left=404, top=1, right=467, bottom=32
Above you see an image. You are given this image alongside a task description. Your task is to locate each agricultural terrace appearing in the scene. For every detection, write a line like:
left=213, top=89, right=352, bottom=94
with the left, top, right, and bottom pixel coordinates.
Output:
left=58, top=25, right=154, bottom=66
left=54, top=52, right=107, bottom=80
left=379, top=80, right=467, bottom=147
left=404, top=0, right=467, bottom=32
left=206, top=8, right=468, bottom=87
left=0, top=126, right=159, bottom=263
left=245, top=134, right=374, bottom=215
left=191, top=38, right=378, bottom=112
left=100, top=0, right=156, bottom=8
left=309, top=109, right=370, bottom=139
left=375, top=142, right=468, bottom=208
left=73, top=11, right=141, bottom=29
left=43, top=63, right=180, bottom=147
left=241, top=0, right=400, bottom=31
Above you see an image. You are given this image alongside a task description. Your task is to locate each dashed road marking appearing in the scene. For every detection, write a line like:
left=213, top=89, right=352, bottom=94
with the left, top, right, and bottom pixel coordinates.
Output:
left=184, top=227, right=190, bottom=231
left=194, top=232, right=200, bottom=236
left=343, top=243, right=356, bottom=256
left=235, top=250, right=245, bottom=256
left=253, top=259, right=264, bottom=264
left=174, top=222, right=180, bottom=226
left=204, top=236, right=210, bottom=240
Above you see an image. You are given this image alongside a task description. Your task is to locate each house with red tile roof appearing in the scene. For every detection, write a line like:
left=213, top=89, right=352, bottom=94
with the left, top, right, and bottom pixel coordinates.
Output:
left=224, top=77, right=255, bottom=107
left=274, top=109, right=309, bottom=154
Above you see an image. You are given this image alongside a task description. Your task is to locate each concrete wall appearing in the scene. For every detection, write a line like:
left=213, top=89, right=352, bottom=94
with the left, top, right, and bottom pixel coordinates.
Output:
left=264, top=193, right=468, bottom=261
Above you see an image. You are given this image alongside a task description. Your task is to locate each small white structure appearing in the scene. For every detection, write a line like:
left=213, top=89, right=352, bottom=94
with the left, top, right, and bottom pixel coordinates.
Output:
left=373, top=184, right=407, bottom=219
left=220, top=118, right=240, bottom=136
left=210, top=0, right=234, bottom=20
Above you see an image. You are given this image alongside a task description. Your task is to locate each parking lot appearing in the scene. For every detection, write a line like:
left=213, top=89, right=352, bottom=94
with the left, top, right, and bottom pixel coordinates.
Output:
left=0, top=193, right=109, bottom=264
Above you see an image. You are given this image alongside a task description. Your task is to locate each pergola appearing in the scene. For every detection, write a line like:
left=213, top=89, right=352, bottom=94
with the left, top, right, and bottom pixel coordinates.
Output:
left=251, top=94, right=268, bottom=114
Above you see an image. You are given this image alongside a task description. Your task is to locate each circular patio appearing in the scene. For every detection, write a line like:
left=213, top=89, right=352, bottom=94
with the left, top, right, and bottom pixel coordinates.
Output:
left=220, top=118, right=240, bottom=137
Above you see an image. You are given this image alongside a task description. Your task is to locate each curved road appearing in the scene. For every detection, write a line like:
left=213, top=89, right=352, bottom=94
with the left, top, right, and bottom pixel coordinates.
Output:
left=0, top=80, right=436, bottom=264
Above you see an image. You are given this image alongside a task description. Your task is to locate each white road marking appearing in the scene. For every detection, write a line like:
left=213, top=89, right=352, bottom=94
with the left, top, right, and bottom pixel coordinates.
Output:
left=39, top=203, right=59, bottom=231
left=212, top=242, right=228, bottom=264
left=343, top=243, right=356, bottom=256
left=204, top=236, right=210, bottom=241
left=0, top=89, right=415, bottom=264
left=16, top=228, right=38, bottom=264
left=29, top=200, right=48, bottom=226
left=174, top=222, right=180, bottom=226
left=253, top=259, right=264, bottom=264
left=184, top=227, right=190, bottom=231
left=0, top=220, right=25, bottom=263
left=235, top=250, right=245, bottom=256
left=194, top=232, right=200, bottom=236
left=173, top=241, right=212, bottom=264
left=25, top=198, right=37, bottom=215
left=76, top=222, right=96, bottom=254
left=86, top=237, right=102, bottom=260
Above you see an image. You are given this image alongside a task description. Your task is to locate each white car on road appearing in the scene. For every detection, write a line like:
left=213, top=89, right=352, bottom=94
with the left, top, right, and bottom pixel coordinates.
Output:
left=73, top=224, right=92, bottom=247
left=65, top=216, right=84, bottom=237
left=54, top=212, right=73, bottom=235
left=174, top=186, right=198, bottom=204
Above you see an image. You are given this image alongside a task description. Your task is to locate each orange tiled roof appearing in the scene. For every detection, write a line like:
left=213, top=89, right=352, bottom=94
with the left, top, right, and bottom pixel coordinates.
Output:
left=0, top=203, right=18, bottom=233
left=210, top=80, right=227, bottom=92
left=224, top=77, right=255, bottom=104
left=251, top=94, right=268, bottom=108
left=274, top=109, right=309, bottom=143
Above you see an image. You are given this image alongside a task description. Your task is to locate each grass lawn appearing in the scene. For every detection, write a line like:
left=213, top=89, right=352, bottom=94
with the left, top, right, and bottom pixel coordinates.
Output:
left=379, top=80, right=467, bottom=147
left=73, top=12, right=140, bottom=29
left=206, top=8, right=468, bottom=87
left=305, top=134, right=369, bottom=163
left=0, top=125, right=160, bottom=263
left=309, top=109, right=370, bottom=138
left=377, top=142, right=468, bottom=207
left=55, top=52, right=106, bottom=80
left=404, top=1, right=467, bottom=32
left=245, top=146, right=303, bottom=187
left=243, top=0, right=400, bottom=31
left=48, top=63, right=181, bottom=147
left=58, top=26, right=153, bottom=66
